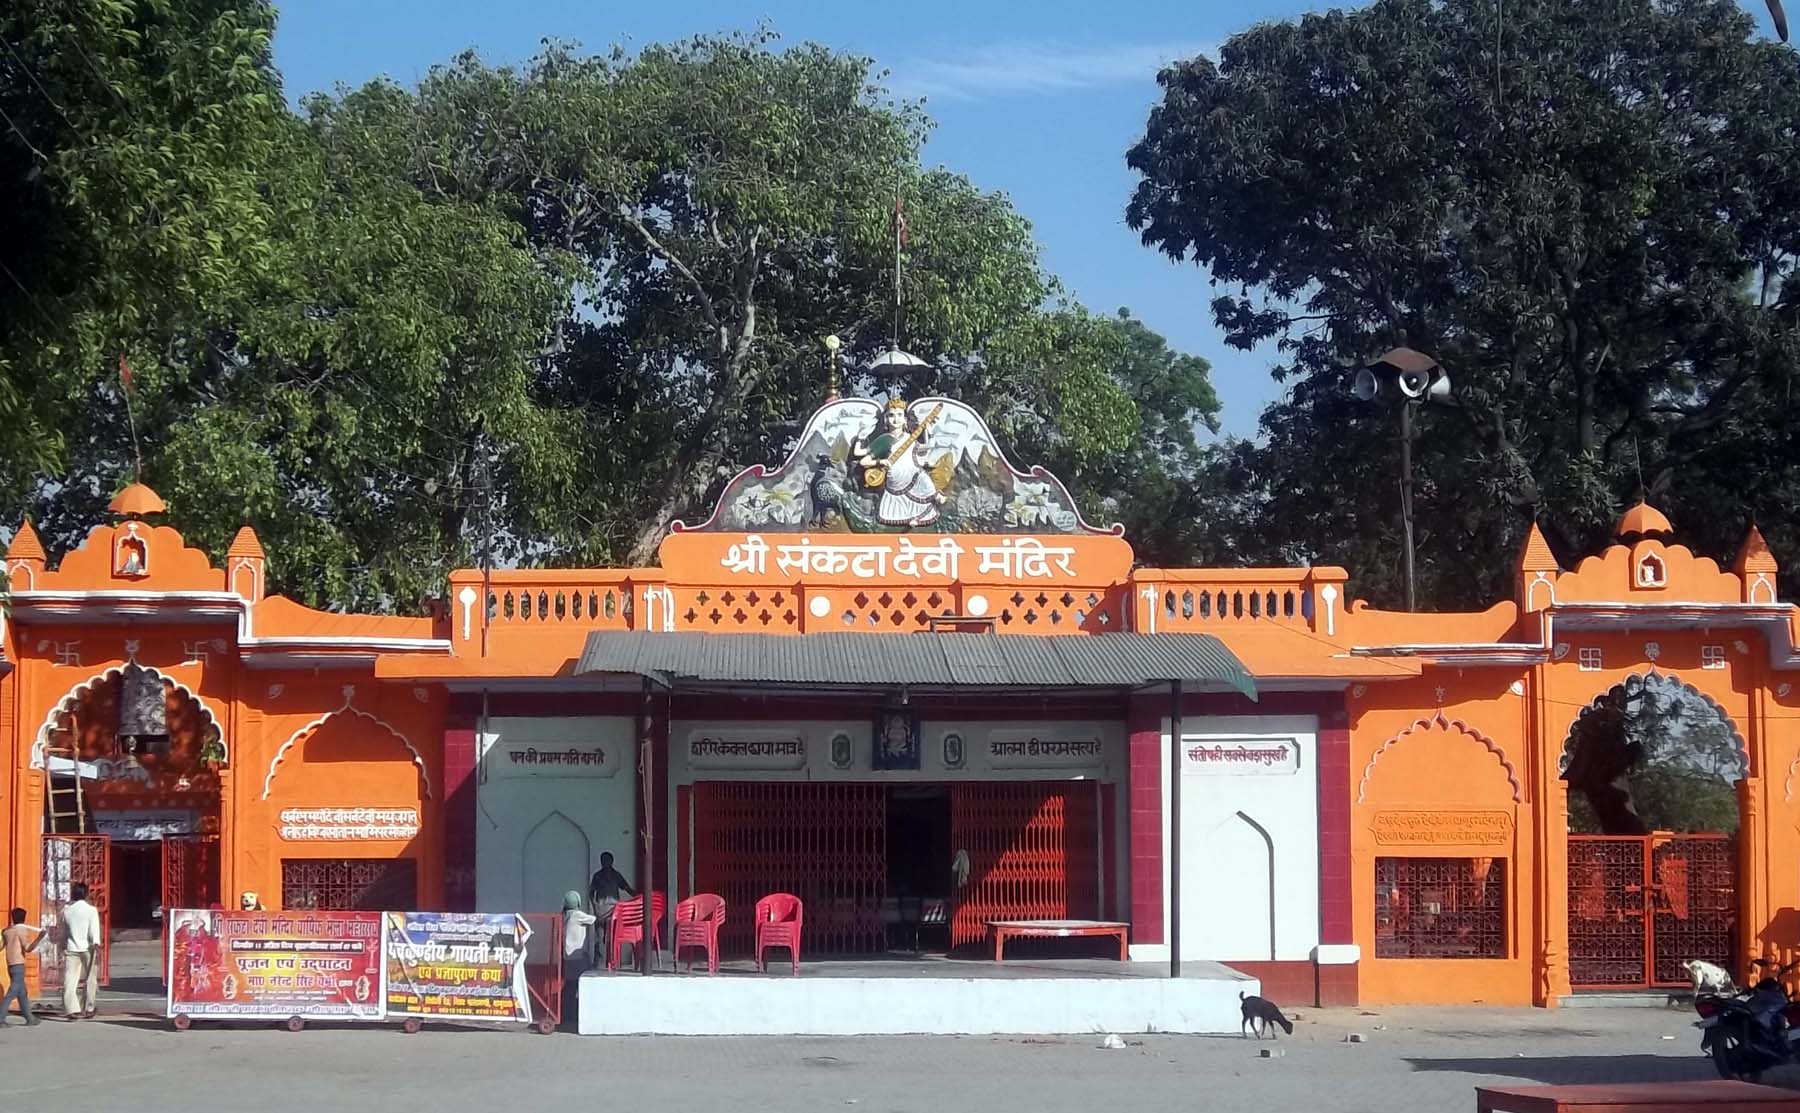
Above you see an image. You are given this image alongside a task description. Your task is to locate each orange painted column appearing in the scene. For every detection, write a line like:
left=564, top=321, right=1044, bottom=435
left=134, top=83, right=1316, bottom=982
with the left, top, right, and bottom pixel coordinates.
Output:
left=1739, top=777, right=1766, bottom=967
left=1530, top=665, right=1570, bottom=1006
left=1742, top=652, right=1773, bottom=967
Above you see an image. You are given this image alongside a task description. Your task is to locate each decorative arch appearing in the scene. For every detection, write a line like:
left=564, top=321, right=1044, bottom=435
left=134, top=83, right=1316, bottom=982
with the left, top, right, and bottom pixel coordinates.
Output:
left=1557, top=671, right=1749, bottom=781
left=521, top=810, right=591, bottom=914
left=261, top=687, right=432, bottom=800
left=1357, top=709, right=1524, bottom=805
left=31, top=663, right=228, bottom=769
left=1231, top=810, right=1277, bottom=961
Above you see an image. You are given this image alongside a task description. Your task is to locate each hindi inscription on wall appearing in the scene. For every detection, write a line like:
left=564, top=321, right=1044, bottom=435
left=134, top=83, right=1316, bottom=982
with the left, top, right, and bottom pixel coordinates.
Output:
left=1372, top=811, right=1512, bottom=847
left=984, top=730, right=1106, bottom=769
left=488, top=742, right=618, bottom=780
left=686, top=733, right=809, bottom=771
left=278, top=807, right=421, bottom=841
left=1180, top=736, right=1301, bottom=776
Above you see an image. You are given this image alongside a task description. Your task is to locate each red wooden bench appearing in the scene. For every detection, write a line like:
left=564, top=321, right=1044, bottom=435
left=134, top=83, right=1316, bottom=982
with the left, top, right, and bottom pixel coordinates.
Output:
left=1476, top=1081, right=1800, bottom=1112
left=987, top=919, right=1129, bottom=962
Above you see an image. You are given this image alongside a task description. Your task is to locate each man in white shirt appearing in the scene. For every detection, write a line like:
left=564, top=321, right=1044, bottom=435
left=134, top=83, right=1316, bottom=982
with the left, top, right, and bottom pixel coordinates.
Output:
left=561, top=891, right=597, bottom=1030
left=60, top=883, right=103, bottom=1020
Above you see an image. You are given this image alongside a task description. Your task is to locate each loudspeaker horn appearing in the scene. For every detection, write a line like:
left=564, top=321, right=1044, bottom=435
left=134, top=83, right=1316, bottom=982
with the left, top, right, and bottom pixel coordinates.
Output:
left=1352, top=368, right=1379, bottom=402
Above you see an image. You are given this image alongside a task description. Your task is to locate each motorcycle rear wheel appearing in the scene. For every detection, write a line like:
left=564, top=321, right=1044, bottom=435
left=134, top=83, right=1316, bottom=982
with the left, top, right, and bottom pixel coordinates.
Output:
left=1708, top=1025, right=1762, bottom=1083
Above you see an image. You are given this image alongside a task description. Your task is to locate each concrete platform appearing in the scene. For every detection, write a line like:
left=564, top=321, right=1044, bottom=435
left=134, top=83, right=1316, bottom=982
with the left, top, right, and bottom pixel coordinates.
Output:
left=576, top=955, right=1258, bottom=1035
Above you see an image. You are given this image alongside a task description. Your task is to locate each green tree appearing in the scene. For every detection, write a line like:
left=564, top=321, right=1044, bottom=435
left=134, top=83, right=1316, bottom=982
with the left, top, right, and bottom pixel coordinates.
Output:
left=0, top=0, right=287, bottom=504
left=1565, top=676, right=1743, bottom=834
left=4, top=19, right=1222, bottom=608
left=1128, top=0, right=1800, bottom=607
left=387, top=33, right=1174, bottom=565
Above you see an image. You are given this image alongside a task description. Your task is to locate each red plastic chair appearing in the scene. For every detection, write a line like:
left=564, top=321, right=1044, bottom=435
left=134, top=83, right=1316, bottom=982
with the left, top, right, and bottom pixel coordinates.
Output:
left=755, top=893, right=803, bottom=975
left=674, top=894, right=727, bottom=975
left=607, top=892, right=667, bottom=971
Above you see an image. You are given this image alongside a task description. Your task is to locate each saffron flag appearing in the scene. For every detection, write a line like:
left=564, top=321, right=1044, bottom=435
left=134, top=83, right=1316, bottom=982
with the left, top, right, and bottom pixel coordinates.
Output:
left=893, top=198, right=908, bottom=247
left=118, top=355, right=134, bottom=395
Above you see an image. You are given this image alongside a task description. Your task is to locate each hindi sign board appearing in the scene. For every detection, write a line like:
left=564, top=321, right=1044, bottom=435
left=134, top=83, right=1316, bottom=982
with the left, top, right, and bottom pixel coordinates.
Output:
left=166, top=909, right=384, bottom=1020
left=384, top=912, right=533, bottom=1022
left=1180, top=736, right=1302, bottom=776
left=686, top=732, right=809, bottom=770
left=984, top=730, right=1107, bottom=769
left=660, top=531, right=1134, bottom=586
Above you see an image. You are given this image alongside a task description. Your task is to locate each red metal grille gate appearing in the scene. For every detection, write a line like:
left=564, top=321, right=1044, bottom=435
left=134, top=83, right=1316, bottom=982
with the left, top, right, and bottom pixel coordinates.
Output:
left=40, top=834, right=111, bottom=989
left=694, top=782, right=887, bottom=958
left=949, top=783, right=1098, bottom=949
left=1568, top=833, right=1735, bottom=989
left=161, top=835, right=221, bottom=912
left=161, top=836, right=221, bottom=982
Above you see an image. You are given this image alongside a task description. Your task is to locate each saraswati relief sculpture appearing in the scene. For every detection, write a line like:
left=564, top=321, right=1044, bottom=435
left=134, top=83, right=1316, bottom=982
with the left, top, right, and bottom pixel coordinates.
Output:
left=674, top=395, right=1122, bottom=536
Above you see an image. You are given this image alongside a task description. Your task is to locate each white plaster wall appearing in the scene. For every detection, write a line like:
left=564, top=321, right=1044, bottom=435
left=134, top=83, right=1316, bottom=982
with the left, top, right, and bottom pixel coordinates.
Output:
left=666, top=718, right=1127, bottom=916
left=577, top=967, right=1258, bottom=1035
left=475, top=716, right=637, bottom=918
left=1158, top=715, right=1322, bottom=962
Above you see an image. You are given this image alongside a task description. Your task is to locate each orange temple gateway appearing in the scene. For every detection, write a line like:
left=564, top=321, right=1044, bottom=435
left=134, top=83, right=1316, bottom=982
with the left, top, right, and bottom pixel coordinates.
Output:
left=5, top=393, right=1800, bottom=1012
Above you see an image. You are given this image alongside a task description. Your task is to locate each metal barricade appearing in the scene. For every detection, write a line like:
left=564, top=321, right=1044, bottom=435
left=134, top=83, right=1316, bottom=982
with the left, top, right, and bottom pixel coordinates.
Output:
left=520, top=912, right=564, bottom=1033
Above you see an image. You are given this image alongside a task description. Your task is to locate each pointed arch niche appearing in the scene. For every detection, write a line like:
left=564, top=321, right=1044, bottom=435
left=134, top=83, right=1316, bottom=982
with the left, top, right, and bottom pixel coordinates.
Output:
left=1358, top=711, right=1523, bottom=809
left=31, top=664, right=229, bottom=770
left=521, top=811, right=591, bottom=917
left=261, top=702, right=432, bottom=804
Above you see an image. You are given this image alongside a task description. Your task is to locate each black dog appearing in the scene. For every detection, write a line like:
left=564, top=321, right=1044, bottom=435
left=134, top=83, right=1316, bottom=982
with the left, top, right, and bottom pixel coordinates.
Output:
left=1239, top=991, right=1294, bottom=1039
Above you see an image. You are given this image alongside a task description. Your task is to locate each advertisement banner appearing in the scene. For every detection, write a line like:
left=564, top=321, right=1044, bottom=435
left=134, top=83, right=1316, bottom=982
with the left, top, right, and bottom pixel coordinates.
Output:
left=166, top=910, right=385, bottom=1020
left=383, top=912, right=534, bottom=1022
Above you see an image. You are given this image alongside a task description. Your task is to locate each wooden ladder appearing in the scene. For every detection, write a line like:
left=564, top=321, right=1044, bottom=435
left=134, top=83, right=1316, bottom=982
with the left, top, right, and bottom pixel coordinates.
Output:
left=44, top=715, right=88, bottom=834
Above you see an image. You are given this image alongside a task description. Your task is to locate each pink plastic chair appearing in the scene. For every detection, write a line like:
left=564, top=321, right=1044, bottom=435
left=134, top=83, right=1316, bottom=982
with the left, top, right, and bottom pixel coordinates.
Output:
left=755, top=893, right=803, bottom=975
left=674, top=894, right=727, bottom=975
left=607, top=892, right=667, bottom=971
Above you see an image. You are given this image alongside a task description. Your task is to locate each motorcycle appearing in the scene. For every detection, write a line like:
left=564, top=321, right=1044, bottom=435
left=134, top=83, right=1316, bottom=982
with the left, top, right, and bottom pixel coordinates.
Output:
left=1695, top=958, right=1800, bottom=1082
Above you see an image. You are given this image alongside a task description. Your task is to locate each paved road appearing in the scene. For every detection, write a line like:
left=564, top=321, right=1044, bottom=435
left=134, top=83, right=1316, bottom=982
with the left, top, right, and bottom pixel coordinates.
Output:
left=0, top=996, right=1773, bottom=1113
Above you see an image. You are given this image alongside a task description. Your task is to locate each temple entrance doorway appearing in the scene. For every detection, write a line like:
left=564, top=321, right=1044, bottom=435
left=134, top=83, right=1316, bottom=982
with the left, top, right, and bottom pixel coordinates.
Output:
left=687, top=780, right=1103, bottom=960
left=39, top=665, right=225, bottom=976
left=1563, top=673, right=1744, bottom=990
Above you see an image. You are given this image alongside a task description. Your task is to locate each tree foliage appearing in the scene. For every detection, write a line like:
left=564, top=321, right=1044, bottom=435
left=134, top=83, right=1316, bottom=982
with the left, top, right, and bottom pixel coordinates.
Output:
left=1565, top=675, right=1743, bottom=835
left=2, top=14, right=1222, bottom=609
left=1129, top=0, right=1800, bottom=608
left=1, top=0, right=286, bottom=498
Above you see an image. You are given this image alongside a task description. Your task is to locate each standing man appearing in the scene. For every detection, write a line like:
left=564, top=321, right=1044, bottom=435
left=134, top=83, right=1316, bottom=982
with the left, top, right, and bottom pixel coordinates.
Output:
left=2, top=907, right=43, bottom=1026
left=587, top=852, right=637, bottom=964
left=60, top=883, right=102, bottom=1020
left=560, top=891, right=597, bottom=1028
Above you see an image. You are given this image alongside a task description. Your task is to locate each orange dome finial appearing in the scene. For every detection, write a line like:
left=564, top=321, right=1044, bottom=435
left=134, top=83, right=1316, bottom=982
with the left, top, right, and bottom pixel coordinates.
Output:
left=1516, top=521, right=1558, bottom=574
left=1614, top=501, right=1672, bottom=541
left=4, top=517, right=46, bottom=563
left=108, top=482, right=167, bottom=518
left=227, top=525, right=265, bottom=560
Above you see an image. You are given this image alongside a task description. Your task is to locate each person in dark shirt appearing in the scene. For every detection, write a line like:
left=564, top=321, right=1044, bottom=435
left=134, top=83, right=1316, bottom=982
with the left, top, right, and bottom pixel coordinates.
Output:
left=587, top=853, right=637, bottom=963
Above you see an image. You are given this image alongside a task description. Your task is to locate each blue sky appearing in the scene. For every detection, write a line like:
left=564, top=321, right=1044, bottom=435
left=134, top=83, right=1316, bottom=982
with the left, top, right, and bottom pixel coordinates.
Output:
left=271, top=1, right=1785, bottom=438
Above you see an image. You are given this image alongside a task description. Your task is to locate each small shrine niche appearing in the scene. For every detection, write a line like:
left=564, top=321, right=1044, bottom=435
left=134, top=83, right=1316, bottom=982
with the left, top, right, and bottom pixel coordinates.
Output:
left=113, top=523, right=150, bottom=579
left=1634, top=552, right=1667, bottom=590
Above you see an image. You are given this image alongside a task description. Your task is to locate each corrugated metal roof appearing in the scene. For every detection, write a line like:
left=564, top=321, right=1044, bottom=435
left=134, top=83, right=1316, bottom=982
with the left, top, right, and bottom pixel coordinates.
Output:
left=575, top=631, right=1255, bottom=699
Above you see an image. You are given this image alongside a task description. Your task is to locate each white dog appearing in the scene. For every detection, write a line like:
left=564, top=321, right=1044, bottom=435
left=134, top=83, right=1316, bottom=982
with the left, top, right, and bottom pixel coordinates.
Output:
left=1682, top=959, right=1735, bottom=996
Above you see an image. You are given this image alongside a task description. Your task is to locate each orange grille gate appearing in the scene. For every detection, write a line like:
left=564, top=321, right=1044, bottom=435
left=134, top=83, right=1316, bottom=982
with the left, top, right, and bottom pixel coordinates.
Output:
left=693, top=782, right=887, bottom=957
left=1568, top=833, right=1735, bottom=989
left=949, top=783, right=1098, bottom=949
left=40, top=834, right=111, bottom=988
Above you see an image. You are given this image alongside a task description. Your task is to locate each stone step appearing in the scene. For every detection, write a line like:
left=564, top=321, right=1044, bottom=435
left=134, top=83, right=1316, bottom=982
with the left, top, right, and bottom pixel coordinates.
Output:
left=1559, top=990, right=1687, bottom=1009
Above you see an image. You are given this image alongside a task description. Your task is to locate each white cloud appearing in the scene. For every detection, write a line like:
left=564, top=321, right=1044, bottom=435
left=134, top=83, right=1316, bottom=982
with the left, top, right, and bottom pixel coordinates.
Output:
left=886, top=40, right=1211, bottom=102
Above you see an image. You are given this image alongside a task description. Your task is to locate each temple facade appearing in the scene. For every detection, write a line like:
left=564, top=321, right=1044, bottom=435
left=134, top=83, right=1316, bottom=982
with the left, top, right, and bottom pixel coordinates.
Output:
left=4, top=395, right=1797, bottom=1008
